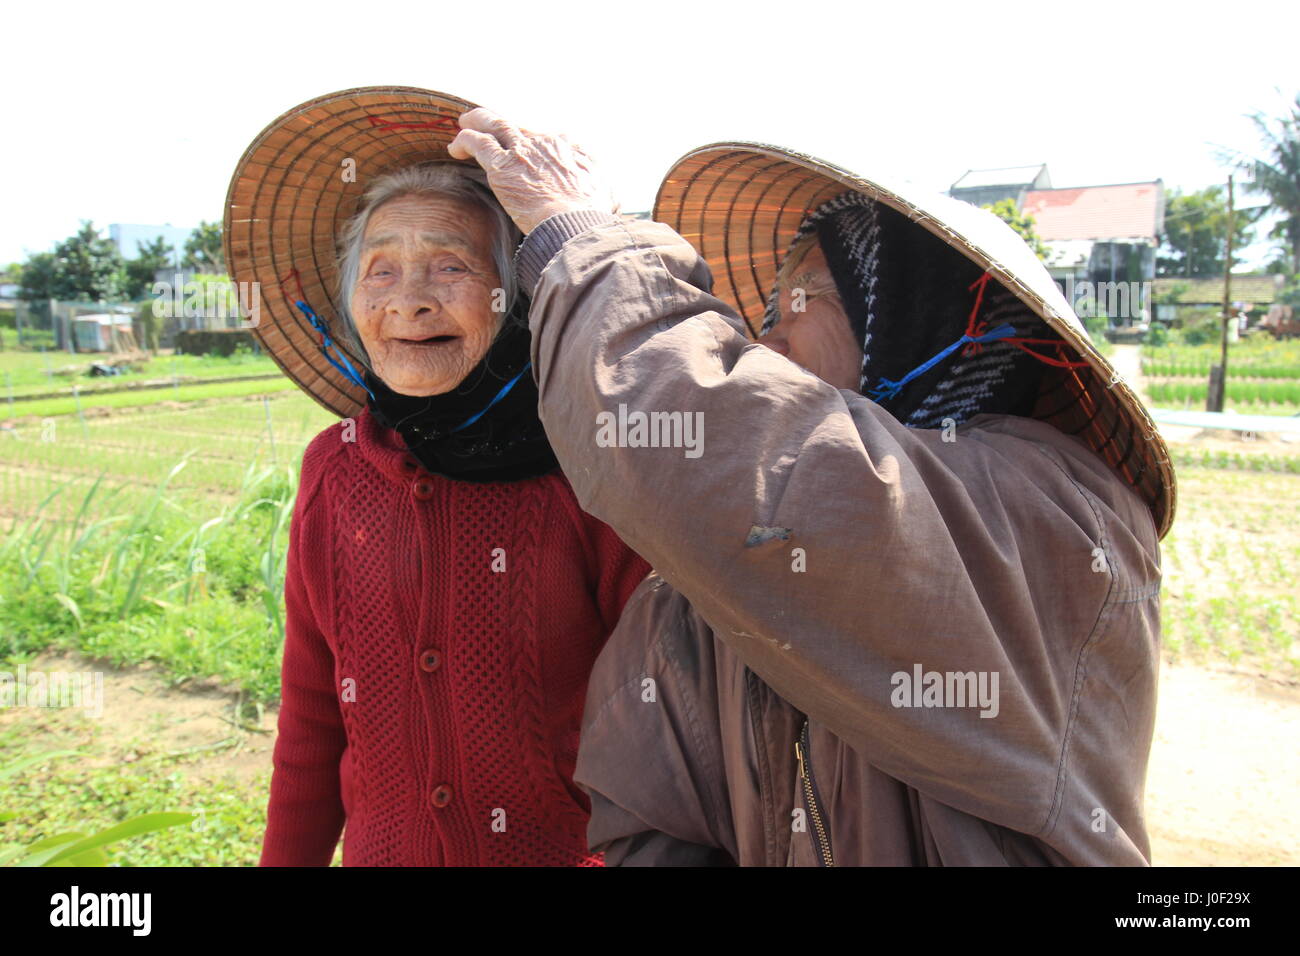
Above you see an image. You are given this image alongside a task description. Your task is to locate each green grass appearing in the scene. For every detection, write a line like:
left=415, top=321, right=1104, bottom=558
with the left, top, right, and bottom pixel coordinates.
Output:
left=1159, top=466, right=1300, bottom=677
left=0, top=349, right=277, bottom=396
left=1169, top=446, right=1300, bottom=474
left=1139, top=339, right=1300, bottom=415
left=6, top=364, right=281, bottom=402
left=1146, top=379, right=1300, bottom=411
left=0, top=392, right=336, bottom=705
left=1140, top=340, right=1300, bottom=379
left=0, top=392, right=332, bottom=522
left=0, top=391, right=344, bottom=867
left=0, top=350, right=87, bottom=374
left=0, top=721, right=273, bottom=866
left=7, top=376, right=297, bottom=418
left=1143, top=363, right=1300, bottom=380
left=0, top=455, right=299, bottom=704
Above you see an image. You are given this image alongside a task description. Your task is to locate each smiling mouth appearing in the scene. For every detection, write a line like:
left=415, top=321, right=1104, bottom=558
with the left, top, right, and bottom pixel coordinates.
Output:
left=396, top=334, right=459, bottom=346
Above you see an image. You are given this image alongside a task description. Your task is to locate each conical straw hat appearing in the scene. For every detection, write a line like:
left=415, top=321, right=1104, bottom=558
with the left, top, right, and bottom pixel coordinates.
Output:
left=655, top=143, right=1176, bottom=537
left=224, top=86, right=478, bottom=419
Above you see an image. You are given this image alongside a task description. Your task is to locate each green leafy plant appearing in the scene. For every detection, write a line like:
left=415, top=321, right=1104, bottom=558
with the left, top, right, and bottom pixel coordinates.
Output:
left=0, top=751, right=193, bottom=866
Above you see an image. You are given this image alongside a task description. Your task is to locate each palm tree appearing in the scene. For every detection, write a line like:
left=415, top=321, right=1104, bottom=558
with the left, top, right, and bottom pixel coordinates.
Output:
left=1238, top=94, right=1300, bottom=276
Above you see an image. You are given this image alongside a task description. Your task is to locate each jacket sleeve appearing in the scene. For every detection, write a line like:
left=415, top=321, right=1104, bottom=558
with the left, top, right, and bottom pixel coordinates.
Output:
left=575, top=575, right=740, bottom=865
left=528, top=219, right=1162, bottom=845
left=259, top=451, right=347, bottom=867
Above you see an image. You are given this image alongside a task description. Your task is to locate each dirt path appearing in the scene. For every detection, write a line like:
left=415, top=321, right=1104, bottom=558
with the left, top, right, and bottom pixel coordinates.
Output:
left=5, top=648, right=1294, bottom=865
left=1146, top=663, right=1298, bottom=865
left=1110, top=343, right=1146, bottom=401
left=1, top=650, right=276, bottom=789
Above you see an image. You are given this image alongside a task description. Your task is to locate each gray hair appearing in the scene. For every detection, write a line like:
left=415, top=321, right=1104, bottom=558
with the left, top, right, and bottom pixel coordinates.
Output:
left=335, top=162, right=522, bottom=370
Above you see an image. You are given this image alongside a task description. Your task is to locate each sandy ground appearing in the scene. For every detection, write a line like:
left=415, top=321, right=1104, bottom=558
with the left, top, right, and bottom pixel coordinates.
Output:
left=5, top=647, right=1294, bottom=866
left=1, top=650, right=276, bottom=790
left=1145, top=664, right=1298, bottom=864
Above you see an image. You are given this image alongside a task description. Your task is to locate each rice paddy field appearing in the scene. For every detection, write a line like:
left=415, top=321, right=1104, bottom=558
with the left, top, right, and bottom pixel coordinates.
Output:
left=1, top=391, right=331, bottom=522
left=1141, top=339, right=1300, bottom=417
left=0, top=342, right=1296, bottom=866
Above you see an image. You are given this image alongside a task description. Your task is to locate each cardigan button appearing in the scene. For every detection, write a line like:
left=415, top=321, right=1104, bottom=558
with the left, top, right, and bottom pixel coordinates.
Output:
left=431, top=785, right=453, bottom=808
left=412, top=477, right=436, bottom=500
left=418, top=648, right=442, bottom=673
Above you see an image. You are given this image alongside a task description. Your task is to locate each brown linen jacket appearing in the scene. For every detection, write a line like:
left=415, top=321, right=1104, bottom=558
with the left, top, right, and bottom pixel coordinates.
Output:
left=525, top=218, right=1163, bottom=866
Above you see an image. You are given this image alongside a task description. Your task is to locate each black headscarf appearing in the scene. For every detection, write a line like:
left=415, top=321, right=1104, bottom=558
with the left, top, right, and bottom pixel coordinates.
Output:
left=362, top=297, right=558, bottom=483
left=762, top=192, right=1048, bottom=429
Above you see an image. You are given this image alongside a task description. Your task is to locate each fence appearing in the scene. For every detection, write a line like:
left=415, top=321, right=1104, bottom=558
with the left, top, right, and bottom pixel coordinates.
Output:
left=2, top=296, right=249, bottom=353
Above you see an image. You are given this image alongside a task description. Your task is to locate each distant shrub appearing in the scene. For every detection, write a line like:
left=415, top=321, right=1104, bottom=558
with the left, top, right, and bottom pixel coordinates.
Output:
left=1175, top=308, right=1222, bottom=345
left=175, top=328, right=257, bottom=357
left=1145, top=323, right=1170, bottom=347
left=1083, top=314, right=1108, bottom=341
left=1179, top=315, right=1220, bottom=346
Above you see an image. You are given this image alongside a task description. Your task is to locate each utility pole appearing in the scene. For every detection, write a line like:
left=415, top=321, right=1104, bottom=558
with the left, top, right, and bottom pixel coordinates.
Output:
left=1207, top=175, right=1234, bottom=413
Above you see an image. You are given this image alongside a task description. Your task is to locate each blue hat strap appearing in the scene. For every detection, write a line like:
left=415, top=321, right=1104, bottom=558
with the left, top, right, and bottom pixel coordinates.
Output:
left=292, top=299, right=377, bottom=404
left=868, top=323, right=1017, bottom=404
left=452, top=363, right=532, bottom=434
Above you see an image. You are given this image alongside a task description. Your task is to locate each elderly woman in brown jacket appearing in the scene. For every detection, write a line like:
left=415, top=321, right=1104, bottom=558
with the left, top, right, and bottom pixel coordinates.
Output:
left=451, top=114, right=1172, bottom=866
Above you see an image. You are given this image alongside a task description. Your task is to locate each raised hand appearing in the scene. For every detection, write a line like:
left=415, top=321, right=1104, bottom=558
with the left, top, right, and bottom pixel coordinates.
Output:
left=448, top=108, right=618, bottom=235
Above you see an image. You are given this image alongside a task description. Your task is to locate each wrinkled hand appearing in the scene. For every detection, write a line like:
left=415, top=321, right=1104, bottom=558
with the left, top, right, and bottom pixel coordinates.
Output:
left=448, top=108, right=618, bottom=234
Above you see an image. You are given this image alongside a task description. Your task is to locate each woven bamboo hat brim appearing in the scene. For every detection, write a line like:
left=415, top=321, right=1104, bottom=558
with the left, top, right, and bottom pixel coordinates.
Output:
left=654, top=143, right=1176, bottom=538
left=224, top=86, right=479, bottom=419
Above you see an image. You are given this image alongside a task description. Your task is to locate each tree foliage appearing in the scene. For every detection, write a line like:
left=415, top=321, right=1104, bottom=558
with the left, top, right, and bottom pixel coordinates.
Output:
left=17, top=224, right=186, bottom=305
left=183, top=221, right=224, bottom=273
left=982, top=199, right=1049, bottom=261
left=1239, top=93, right=1300, bottom=277
left=1157, top=187, right=1254, bottom=278
left=121, top=235, right=175, bottom=300
left=47, top=221, right=124, bottom=301
left=17, top=252, right=57, bottom=301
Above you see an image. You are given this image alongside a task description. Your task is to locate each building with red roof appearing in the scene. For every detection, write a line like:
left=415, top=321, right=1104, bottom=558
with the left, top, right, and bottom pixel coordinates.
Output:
left=1022, top=181, right=1165, bottom=244
left=951, top=167, right=1165, bottom=327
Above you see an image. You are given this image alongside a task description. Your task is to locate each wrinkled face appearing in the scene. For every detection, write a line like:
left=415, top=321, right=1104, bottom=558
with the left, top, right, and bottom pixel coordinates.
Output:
left=763, top=241, right=862, bottom=392
left=351, top=194, right=503, bottom=396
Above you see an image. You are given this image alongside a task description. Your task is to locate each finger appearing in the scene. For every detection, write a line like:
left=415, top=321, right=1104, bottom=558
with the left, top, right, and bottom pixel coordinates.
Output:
left=448, top=128, right=507, bottom=164
left=457, top=107, right=521, bottom=150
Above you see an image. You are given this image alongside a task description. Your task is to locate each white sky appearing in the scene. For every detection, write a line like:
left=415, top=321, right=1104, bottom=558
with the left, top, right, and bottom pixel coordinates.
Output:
left=2, top=0, right=1296, bottom=268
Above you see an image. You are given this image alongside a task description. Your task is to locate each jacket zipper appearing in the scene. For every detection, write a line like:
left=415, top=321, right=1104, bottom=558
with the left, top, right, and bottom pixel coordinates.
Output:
left=794, top=719, right=835, bottom=867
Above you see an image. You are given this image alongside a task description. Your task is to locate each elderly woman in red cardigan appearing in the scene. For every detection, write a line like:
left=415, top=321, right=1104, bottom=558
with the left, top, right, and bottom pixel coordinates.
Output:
left=224, top=88, right=647, bottom=866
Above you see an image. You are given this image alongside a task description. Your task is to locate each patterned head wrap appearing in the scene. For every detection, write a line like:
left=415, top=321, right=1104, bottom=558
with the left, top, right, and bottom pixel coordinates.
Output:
left=761, top=192, right=1049, bottom=429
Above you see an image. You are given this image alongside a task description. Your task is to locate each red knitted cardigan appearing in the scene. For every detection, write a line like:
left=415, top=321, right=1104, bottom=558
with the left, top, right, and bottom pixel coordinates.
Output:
left=260, top=407, right=649, bottom=866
